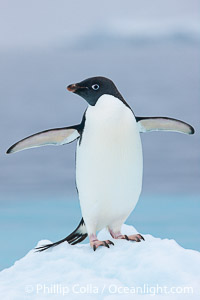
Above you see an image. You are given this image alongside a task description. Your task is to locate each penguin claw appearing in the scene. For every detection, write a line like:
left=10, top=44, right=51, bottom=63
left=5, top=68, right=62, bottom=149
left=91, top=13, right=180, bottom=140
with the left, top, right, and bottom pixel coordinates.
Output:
left=108, top=240, right=114, bottom=246
left=138, top=234, right=145, bottom=241
left=93, top=245, right=96, bottom=251
left=124, top=235, right=129, bottom=241
left=103, top=241, right=110, bottom=248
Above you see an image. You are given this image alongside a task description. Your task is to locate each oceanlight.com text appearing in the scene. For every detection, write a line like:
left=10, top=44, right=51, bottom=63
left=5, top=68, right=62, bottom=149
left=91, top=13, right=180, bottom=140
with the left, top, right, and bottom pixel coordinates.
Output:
left=25, top=283, right=194, bottom=296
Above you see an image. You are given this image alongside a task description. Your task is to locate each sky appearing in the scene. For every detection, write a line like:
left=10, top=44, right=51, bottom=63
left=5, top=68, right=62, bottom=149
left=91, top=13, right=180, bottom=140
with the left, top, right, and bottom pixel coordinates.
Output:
left=0, top=0, right=199, bottom=49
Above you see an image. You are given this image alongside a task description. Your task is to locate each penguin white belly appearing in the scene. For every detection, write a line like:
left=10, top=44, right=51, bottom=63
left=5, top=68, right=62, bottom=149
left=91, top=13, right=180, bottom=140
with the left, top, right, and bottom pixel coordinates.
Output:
left=76, top=95, right=143, bottom=234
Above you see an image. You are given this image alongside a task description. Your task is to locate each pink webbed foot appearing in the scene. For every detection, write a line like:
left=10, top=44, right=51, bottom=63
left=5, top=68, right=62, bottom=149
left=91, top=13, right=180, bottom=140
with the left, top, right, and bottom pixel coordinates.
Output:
left=109, top=230, right=145, bottom=242
left=90, top=238, right=114, bottom=251
left=123, top=234, right=145, bottom=242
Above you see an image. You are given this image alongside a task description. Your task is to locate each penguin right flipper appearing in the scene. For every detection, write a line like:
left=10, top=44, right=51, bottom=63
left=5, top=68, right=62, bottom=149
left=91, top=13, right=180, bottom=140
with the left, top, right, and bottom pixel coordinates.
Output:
left=6, top=125, right=80, bottom=154
left=35, top=218, right=88, bottom=252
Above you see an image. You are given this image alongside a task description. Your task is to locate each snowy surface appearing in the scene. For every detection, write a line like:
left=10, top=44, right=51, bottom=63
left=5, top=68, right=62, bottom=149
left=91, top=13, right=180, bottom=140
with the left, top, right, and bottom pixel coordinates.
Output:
left=0, top=224, right=200, bottom=300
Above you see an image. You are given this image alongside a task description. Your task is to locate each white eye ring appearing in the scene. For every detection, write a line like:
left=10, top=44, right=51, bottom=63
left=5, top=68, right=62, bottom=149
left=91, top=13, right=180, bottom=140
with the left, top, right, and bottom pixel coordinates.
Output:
left=92, top=84, right=99, bottom=90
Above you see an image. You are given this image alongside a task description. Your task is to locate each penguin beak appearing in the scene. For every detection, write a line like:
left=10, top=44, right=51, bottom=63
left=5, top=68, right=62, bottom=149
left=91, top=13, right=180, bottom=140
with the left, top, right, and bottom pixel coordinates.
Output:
left=67, top=83, right=88, bottom=94
left=67, top=84, right=79, bottom=93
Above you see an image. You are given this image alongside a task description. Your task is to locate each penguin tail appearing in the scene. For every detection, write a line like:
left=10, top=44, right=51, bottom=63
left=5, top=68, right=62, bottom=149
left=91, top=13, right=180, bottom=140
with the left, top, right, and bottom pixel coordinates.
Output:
left=35, top=218, right=88, bottom=252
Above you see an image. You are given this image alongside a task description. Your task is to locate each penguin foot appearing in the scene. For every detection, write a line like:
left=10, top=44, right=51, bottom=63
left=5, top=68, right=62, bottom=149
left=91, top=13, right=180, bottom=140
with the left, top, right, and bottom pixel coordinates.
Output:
left=123, top=234, right=145, bottom=242
left=109, top=230, right=145, bottom=242
left=90, top=239, right=114, bottom=251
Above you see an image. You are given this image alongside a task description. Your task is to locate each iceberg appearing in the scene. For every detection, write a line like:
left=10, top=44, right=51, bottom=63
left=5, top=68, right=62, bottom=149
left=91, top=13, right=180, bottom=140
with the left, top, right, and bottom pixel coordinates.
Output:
left=0, top=224, right=200, bottom=299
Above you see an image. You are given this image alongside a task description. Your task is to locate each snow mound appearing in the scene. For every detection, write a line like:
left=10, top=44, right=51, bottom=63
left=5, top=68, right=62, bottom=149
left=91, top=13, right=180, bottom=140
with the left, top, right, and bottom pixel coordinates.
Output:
left=1, top=224, right=200, bottom=300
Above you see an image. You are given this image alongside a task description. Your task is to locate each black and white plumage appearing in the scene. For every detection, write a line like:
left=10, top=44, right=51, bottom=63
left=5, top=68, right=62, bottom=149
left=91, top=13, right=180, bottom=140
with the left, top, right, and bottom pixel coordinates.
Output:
left=7, top=76, right=194, bottom=251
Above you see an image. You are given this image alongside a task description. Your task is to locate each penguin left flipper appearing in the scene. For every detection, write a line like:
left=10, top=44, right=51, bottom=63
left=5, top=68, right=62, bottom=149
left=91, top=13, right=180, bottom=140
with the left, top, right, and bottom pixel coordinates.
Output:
left=6, top=126, right=80, bottom=154
left=136, top=117, right=195, bottom=135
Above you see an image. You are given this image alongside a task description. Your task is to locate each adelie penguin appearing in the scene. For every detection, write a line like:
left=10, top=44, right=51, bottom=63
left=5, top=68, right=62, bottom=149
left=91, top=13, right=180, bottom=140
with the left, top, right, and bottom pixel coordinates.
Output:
left=7, top=76, right=195, bottom=251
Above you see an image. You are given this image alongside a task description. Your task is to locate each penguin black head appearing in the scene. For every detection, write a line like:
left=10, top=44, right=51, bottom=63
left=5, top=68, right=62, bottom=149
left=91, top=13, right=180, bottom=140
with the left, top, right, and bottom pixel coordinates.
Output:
left=67, top=76, right=126, bottom=106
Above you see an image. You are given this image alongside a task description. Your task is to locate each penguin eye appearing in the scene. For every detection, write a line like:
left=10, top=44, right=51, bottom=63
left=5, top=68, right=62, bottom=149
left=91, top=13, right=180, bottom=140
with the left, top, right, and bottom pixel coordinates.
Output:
left=91, top=84, right=99, bottom=91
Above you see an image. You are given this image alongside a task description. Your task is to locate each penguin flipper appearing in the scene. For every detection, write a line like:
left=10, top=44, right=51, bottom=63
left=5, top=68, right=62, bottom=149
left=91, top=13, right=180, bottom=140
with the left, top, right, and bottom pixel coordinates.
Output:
left=136, top=117, right=194, bottom=135
left=6, top=126, right=80, bottom=154
left=35, top=218, right=88, bottom=252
